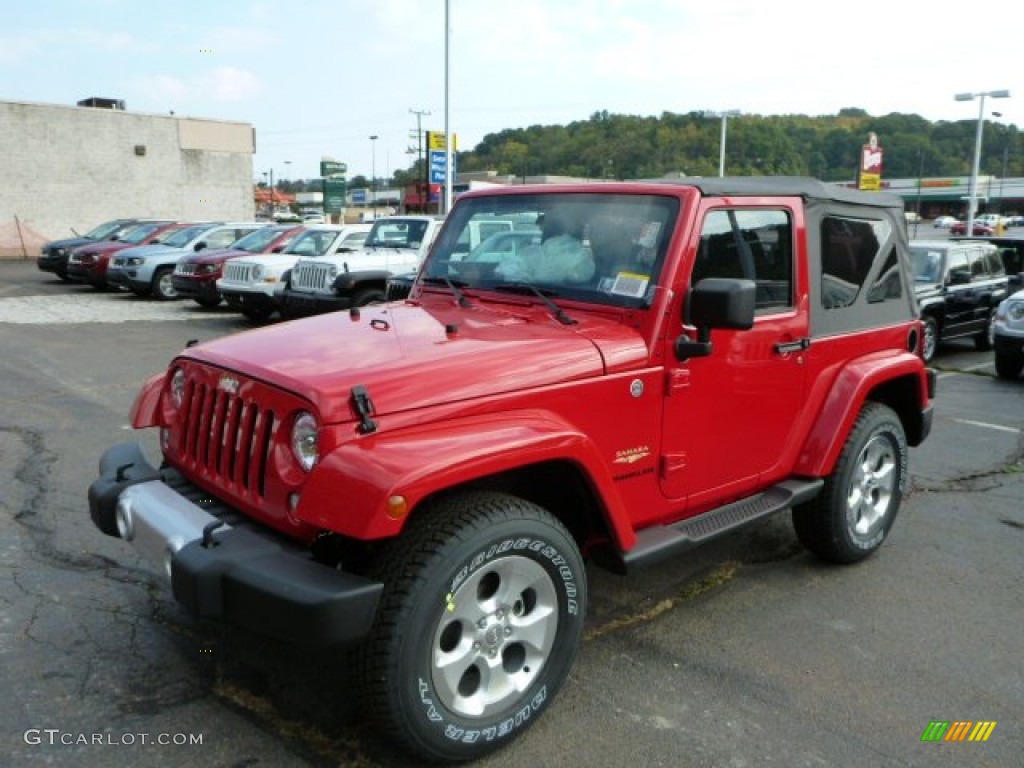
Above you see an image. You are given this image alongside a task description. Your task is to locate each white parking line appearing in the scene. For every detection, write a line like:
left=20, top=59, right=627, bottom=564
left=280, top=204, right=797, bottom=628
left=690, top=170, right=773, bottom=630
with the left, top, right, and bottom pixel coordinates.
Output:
left=951, top=418, right=1021, bottom=434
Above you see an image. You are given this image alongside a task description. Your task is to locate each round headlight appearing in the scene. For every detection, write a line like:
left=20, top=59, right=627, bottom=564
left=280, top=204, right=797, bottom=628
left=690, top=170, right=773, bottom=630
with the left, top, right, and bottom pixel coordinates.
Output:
left=170, top=369, right=186, bottom=409
left=327, top=265, right=338, bottom=280
left=250, top=264, right=264, bottom=281
left=1007, top=300, right=1024, bottom=322
left=291, top=411, right=319, bottom=471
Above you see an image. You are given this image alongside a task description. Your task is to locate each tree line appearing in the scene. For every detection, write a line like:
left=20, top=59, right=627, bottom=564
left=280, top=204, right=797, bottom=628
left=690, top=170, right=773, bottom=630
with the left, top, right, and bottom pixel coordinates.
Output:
left=274, top=107, right=1021, bottom=191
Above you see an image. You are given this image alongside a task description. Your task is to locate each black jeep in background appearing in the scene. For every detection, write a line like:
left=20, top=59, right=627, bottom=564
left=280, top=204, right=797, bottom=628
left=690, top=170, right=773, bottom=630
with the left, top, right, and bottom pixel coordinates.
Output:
left=910, top=239, right=1011, bottom=362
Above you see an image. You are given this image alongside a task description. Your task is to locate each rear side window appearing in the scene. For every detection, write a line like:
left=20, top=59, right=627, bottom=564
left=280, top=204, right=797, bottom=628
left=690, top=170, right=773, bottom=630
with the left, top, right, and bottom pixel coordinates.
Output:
left=820, top=216, right=893, bottom=309
left=694, top=209, right=793, bottom=313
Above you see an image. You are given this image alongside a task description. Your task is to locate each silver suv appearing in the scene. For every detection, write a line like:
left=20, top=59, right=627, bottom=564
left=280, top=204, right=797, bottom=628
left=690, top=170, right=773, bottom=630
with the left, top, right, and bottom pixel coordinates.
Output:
left=994, top=287, right=1024, bottom=378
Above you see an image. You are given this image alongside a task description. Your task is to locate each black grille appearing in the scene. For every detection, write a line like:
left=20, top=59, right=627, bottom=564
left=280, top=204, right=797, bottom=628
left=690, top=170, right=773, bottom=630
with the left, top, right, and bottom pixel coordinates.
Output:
left=385, top=273, right=415, bottom=301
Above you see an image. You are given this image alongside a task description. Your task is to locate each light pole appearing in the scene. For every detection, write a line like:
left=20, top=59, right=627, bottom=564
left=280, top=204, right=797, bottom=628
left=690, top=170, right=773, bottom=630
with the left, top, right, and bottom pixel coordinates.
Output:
left=955, top=89, right=1010, bottom=235
left=708, top=110, right=741, bottom=177
left=369, top=135, right=378, bottom=219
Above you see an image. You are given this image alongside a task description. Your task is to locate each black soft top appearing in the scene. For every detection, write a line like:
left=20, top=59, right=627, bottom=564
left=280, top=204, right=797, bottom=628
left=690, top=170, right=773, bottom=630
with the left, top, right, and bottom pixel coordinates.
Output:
left=653, top=176, right=905, bottom=210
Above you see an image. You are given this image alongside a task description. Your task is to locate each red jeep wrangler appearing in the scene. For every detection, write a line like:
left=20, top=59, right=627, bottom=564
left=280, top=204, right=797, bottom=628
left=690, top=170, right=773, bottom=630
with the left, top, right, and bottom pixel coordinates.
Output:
left=89, top=178, right=934, bottom=763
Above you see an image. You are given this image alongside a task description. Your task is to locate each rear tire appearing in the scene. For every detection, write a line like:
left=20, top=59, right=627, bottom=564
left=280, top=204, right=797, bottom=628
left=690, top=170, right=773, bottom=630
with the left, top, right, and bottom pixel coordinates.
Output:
left=974, top=309, right=996, bottom=351
left=358, top=491, right=586, bottom=763
left=793, top=402, right=907, bottom=564
left=921, top=315, right=939, bottom=362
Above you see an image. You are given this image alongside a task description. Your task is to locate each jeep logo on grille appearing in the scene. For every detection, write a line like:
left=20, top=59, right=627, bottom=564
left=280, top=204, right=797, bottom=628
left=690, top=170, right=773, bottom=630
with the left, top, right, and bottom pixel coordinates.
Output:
left=218, top=375, right=240, bottom=394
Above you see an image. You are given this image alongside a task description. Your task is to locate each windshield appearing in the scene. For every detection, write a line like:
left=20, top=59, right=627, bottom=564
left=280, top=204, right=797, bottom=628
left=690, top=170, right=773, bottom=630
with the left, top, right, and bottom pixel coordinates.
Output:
left=163, top=224, right=214, bottom=248
left=364, top=219, right=431, bottom=249
left=85, top=220, right=129, bottom=240
left=422, top=193, right=679, bottom=308
left=233, top=226, right=292, bottom=253
left=909, top=247, right=943, bottom=282
left=121, top=222, right=167, bottom=245
left=284, top=229, right=343, bottom=257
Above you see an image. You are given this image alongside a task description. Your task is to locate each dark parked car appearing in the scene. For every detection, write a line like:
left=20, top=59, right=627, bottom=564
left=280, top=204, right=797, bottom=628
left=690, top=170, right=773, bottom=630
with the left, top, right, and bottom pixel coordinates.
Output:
left=171, top=224, right=303, bottom=307
left=36, top=218, right=142, bottom=281
left=67, top=221, right=180, bottom=289
left=910, top=239, right=1010, bottom=361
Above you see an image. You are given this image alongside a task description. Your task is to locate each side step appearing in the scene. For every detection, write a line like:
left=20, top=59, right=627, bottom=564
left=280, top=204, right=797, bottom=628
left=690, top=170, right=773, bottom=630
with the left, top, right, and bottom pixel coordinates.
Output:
left=607, top=478, right=823, bottom=573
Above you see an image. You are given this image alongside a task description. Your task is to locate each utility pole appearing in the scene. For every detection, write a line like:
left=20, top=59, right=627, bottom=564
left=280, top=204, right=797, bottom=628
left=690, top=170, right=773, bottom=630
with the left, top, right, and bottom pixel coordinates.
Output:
left=410, top=108, right=431, bottom=212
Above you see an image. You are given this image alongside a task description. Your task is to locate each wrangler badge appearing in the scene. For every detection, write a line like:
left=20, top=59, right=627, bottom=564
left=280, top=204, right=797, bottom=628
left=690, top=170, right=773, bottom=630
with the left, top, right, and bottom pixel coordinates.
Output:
left=613, top=446, right=650, bottom=464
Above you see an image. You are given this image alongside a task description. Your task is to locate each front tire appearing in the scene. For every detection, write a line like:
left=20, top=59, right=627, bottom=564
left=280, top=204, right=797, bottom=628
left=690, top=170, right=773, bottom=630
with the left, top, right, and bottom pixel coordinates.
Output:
left=359, top=491, right=586, bottom=763
left=352, top=287, right=387, bottom=307
left=152, top=267, right=178, bottom=300
left=995, top=348, right=1024, bottom=379
left=793, top=402, right=907, bottom=564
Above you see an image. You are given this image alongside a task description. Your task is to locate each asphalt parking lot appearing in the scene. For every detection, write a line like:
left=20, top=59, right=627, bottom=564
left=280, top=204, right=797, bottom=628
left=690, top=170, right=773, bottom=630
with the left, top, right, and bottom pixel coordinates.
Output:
left=1, top=260, right=1022, bottom=767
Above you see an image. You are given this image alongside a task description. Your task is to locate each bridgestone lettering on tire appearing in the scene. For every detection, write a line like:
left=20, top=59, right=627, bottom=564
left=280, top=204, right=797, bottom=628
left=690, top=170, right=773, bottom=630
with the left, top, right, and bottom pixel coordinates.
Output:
left=358, top=491, right=586, bottom=763
left=792, top=402, right=907, bottom=564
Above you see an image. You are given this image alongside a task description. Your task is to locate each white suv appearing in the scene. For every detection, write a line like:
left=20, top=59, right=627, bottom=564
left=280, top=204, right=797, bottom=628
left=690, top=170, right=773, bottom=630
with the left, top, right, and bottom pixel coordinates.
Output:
left=216, top=224, right=370, bottom=321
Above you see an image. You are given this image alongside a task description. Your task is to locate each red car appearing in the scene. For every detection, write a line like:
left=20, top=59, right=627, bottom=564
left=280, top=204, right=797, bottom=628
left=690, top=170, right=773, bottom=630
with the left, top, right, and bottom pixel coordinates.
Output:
left=67, top=221, right=184, bottom=289
left=171, top=224, right=303, bottom=307
left=949, top=221, right=994, bottom=236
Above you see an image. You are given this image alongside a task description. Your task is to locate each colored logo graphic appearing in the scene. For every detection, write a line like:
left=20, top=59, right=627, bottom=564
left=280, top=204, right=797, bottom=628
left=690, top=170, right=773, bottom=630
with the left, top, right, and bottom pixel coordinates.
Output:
left=920, top=721, right=997, bottom=742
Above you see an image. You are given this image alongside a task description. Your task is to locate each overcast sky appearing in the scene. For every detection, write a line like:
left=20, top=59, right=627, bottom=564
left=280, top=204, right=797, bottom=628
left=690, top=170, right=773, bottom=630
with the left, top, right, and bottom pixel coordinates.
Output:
left=3, top=0, right=1021, bottom=184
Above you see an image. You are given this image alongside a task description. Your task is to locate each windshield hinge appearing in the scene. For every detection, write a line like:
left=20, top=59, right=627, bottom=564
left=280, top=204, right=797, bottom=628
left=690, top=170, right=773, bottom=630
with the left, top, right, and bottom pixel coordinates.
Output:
left=351, top=385, right=378, bottom=434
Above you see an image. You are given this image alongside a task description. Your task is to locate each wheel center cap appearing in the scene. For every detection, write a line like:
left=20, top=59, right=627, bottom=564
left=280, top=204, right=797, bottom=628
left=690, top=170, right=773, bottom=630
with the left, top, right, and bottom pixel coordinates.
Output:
left=483, top=625, right=503, bottom=648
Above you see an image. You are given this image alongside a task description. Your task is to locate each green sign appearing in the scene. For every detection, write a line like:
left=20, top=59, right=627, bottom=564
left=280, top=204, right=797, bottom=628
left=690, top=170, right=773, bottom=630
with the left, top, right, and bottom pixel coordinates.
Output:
left=323, top=177, right=347, bottom=213
left=320, top=160, right=348, bottom=177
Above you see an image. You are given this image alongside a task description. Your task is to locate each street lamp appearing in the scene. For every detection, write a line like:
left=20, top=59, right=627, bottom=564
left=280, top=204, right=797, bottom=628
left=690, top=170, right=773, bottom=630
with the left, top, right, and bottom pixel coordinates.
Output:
left=955, top=89, right=1010, bottom=235
left=708, top=110, right=741, bottom=177
left=369, top=135, right=379, bottom=219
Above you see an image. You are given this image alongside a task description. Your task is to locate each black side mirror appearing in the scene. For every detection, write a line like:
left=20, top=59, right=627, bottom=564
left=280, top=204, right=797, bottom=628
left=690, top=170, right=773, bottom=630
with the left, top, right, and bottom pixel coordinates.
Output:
left=675, top=278, right=756, bottom=361
left=194, top=242, right=207, bottom=252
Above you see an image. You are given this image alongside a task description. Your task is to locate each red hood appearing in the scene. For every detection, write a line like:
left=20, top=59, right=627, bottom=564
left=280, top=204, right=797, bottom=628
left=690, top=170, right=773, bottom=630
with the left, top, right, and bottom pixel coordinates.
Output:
left=182, top=300, right=650, bottom=424
left=75, top=241, right=134, bottom=256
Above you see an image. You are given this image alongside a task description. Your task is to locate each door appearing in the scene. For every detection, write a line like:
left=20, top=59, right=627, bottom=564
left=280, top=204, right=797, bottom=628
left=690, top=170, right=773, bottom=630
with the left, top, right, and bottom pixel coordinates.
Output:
left=660, top=206, right=808, bottom=507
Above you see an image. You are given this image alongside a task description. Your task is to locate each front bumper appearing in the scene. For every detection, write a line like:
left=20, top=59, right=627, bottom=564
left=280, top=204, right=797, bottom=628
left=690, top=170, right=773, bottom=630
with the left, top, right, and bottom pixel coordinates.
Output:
left=220, top=288, right=279, bottom=311
left=171, top=275, right=220, bottom=300
left=88, top=442, right=382, bottom=647
left=282, top=290, right=353, bottom=317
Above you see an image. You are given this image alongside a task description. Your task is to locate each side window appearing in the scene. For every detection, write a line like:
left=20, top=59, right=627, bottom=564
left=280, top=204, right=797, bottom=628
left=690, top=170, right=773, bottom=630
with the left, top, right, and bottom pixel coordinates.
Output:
left=866, top=247, right=903, bottom=303
left=820, top=216, right=889, bottom=309
left=947, top=250, right=970, bottom=283
left=986, top=248, right=1006, bottom=276
left=694, top=209, right=793, bottom=313
left=968, top=248, right=986, bottom=278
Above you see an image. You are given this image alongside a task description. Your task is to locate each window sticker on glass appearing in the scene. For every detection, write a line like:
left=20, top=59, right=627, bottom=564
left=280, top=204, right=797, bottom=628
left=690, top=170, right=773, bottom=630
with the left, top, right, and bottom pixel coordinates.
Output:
left=605, top=271, right=649, bottom=298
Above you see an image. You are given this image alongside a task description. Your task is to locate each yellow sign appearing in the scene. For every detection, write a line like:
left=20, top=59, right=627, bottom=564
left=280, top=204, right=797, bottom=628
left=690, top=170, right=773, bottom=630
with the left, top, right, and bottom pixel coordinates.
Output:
left=858, top=173, right=881, bottom=191
left=426, top=131, right=458, bottom=151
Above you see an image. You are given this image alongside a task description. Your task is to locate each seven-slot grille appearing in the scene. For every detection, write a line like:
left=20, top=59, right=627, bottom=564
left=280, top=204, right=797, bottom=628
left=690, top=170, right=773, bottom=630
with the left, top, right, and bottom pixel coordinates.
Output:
left=175, top=374, right=277, bottom=497
left=290, top=261, right=335, bottom=292
left=223, top=261, right=257, bottom=283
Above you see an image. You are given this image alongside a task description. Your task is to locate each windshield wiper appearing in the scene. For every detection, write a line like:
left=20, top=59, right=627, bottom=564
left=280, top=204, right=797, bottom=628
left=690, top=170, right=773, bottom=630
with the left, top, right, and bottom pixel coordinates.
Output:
left=494, top=282, right=576, bottom=325
left=421, top=276, right=471, bottom=307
